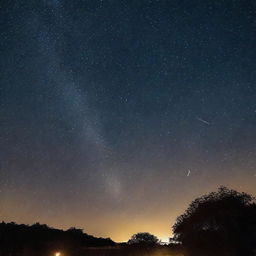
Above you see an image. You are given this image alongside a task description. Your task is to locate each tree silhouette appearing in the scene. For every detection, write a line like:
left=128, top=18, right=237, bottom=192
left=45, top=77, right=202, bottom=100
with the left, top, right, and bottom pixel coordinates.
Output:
left=128, top=232, right=159, bottom=246
left=172, top=186, right=256, bottom=256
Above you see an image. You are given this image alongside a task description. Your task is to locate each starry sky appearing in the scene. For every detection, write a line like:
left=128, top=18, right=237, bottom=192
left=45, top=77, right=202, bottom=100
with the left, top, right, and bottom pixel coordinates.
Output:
left=1, top=0, right=256, bottom=242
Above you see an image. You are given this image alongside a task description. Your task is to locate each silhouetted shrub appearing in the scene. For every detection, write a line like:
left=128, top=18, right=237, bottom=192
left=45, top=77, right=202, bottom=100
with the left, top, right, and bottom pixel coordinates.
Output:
left=128, top=232, right=159, bottom=246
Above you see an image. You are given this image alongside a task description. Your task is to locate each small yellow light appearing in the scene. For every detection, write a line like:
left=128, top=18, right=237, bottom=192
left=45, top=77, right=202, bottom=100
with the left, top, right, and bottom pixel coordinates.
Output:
left=55, top=252, right=61, bottom=256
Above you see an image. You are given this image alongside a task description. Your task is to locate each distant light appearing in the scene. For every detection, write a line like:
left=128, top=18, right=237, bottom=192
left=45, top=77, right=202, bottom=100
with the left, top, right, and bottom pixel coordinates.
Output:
left=160, top=237, right=169, bottom=244
left=55, top=252, right=61, bottom=256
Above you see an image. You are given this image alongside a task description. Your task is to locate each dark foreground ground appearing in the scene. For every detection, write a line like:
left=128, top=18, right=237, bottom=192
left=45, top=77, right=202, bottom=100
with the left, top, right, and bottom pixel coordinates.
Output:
left=79, top=246, right=184, bottom=256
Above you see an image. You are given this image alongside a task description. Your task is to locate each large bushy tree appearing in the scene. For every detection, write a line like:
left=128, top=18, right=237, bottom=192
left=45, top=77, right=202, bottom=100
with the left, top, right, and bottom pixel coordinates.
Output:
left=172, top=186, right=256, bottom=256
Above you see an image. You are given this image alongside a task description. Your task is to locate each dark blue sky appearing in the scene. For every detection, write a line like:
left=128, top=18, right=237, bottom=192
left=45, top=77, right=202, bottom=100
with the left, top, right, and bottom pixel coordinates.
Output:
left=1, top=0, right=256, bottom=241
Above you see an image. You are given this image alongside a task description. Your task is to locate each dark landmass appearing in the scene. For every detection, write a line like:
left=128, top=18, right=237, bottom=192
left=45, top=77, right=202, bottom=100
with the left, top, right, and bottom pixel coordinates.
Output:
left=0, top=222, right=115, bottom=256
left=0, top=222, right=184, bottom=256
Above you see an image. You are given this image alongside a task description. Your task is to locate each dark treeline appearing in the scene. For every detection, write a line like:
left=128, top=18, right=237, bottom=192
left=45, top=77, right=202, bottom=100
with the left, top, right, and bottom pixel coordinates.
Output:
left=0, top=222, right=115, bottom=256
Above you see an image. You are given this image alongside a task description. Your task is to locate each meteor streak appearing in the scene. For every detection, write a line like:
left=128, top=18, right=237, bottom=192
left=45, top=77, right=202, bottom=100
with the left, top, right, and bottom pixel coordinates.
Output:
left=197, top=117, right=210, bottom=125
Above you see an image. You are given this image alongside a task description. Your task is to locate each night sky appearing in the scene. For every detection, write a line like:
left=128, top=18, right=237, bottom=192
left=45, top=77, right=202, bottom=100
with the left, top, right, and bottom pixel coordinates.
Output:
left=1, top=0, right=256, bottom=242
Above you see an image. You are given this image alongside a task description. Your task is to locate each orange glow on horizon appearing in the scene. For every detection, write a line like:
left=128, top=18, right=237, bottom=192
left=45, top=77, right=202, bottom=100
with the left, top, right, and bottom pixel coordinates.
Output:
left=2, top=178, right=255, bottom=243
